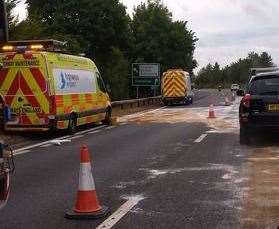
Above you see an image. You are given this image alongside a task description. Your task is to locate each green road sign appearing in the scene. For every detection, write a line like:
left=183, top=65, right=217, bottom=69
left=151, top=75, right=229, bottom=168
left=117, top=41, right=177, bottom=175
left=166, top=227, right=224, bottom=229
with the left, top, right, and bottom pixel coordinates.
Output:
left=132, top=63, right=160, bottom=86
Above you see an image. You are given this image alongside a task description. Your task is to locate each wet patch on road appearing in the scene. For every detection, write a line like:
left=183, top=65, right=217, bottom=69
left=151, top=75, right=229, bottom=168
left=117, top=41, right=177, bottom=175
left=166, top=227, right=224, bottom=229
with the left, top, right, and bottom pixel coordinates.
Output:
left=240, top=147, right=279, bottom=228
left=123, top=98, right=241, bottom=137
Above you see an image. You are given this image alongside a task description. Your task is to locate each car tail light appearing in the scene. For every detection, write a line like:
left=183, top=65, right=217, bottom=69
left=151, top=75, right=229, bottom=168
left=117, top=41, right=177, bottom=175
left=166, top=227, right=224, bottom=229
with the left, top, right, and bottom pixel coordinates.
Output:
left=242, top=94, right=251, bottom=108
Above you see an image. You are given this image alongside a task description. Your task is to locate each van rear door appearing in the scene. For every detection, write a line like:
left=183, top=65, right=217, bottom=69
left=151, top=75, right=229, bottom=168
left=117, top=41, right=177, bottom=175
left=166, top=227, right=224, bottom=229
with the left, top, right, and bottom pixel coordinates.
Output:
left=0, top=52, right=50, bottom=127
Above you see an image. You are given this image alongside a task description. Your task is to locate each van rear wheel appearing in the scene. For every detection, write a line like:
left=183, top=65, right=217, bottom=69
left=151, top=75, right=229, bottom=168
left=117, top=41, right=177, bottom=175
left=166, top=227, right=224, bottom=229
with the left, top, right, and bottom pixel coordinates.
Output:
left=68, top=115, right=77, bottom=135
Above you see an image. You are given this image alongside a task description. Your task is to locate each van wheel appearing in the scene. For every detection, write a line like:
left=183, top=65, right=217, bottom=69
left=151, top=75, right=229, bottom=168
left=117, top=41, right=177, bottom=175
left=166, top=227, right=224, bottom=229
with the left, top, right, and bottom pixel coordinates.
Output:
left=68, top=115, right=77, bottom=135
left=102, top=108, right=112, bottom=125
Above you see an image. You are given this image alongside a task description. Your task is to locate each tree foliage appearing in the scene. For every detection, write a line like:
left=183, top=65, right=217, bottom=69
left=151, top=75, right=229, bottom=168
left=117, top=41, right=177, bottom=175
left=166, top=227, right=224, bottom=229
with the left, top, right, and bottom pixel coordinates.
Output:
left=131, top=0, right=197, bottom=74
left=195, top=52, right=275, bottom=88
left=7, top=0, right=198, bottom=99
left=4, top=0, right=19, bottom=37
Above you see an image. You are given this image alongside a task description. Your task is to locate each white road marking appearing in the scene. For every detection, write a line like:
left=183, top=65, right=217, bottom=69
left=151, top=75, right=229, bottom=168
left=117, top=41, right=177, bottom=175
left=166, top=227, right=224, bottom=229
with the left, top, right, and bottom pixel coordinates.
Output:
left=40, top=144, right=52, bottom=148
left=88, top=130, right=101, bottom=134
left=68, top=135, right=84, bottom=140
left=14, top=150, right=31, bottom=155
left=194, top=134, right=207, bottom=143
left=49, top=139, right=72, bottom=145
left=106, top=126, right=116, bottom=130
left=13, top=125, right=106, bottom=156
left=74, top=125, right=106, bottom=135
left=96, top=196, right=144, bottom=229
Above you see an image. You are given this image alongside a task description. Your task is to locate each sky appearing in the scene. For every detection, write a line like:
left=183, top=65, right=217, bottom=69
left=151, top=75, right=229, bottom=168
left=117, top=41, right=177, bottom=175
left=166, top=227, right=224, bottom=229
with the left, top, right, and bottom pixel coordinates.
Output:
left=14, top=0, right=279, bottom=71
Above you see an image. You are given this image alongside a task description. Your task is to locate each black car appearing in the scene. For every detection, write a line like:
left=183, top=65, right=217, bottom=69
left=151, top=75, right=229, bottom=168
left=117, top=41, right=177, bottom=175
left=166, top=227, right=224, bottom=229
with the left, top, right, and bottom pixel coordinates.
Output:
left=239, top=71, right=279, bottom=144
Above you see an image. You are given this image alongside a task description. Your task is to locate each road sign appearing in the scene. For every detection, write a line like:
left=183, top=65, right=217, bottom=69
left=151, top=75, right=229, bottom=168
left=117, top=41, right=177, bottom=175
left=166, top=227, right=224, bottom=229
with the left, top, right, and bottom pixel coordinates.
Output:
left=132, top=63, right=160, bottom=86
left=132, top=78, right=160, bottom=86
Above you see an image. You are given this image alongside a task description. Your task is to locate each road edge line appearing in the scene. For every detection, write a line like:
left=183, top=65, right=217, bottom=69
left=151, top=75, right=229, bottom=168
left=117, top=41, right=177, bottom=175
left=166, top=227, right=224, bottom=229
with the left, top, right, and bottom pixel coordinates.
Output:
left=13, top=125, right=106, bottom=156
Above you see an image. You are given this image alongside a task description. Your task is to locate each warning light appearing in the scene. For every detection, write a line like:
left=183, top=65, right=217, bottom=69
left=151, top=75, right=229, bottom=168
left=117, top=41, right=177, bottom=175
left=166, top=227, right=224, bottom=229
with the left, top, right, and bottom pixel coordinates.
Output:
left=2, top=45, right=14, bottom=51
left=30, top=44, right=44, bottom=50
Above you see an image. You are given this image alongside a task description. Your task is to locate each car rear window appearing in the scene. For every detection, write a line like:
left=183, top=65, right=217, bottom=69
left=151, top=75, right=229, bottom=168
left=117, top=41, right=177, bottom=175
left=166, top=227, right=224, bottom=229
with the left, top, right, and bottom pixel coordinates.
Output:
left=249, top=76, right=279, bottom=95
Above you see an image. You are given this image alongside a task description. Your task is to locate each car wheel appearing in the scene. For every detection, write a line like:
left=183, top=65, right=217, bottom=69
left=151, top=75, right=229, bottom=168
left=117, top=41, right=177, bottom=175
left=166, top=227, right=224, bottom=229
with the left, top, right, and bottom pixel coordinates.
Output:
left=68, top=115, right=77, bottom=135
left=102, top=108, right=112, bottom=125
left=240, top=127, right=250, bottom=145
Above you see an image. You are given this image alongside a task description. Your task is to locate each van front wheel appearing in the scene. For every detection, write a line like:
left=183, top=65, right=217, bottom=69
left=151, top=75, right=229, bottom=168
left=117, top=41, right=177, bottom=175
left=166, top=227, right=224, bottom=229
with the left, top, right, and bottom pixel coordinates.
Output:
left=102, top=108, right=112, bottom=125
left=68, top=115, right=77, bottom=135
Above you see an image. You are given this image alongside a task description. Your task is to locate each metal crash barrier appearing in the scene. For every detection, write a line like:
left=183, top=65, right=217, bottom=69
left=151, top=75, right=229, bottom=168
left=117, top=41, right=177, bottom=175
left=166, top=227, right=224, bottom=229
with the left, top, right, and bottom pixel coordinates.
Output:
left=111, top=96, right=162, bottom=110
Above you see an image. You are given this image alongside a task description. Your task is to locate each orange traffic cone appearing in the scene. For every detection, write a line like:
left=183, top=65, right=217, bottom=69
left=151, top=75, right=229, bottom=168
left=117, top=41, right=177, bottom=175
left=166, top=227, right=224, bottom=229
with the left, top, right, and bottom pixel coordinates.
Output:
left=208, top=104, right=216, bottom=118
left=65, top=145, right=109, bottom=219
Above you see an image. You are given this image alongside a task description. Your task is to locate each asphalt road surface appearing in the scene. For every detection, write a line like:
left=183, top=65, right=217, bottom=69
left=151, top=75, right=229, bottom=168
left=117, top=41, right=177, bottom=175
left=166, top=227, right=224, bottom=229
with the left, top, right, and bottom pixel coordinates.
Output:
left=1, top=89, right=279, bottom=229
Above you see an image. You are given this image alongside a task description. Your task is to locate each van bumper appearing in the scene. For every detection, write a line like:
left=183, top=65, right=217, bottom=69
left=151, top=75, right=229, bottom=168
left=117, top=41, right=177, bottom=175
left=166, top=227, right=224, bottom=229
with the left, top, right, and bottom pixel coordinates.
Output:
left=163, top=96, right=192, bottom=103
left=4, top=125, right=50, bottom=132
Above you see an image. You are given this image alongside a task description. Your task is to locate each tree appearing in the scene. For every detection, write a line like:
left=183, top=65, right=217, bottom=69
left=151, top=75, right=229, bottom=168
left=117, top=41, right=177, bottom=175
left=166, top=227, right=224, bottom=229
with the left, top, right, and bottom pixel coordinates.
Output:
left=23, top=0, right=133, bottom=100
left=195, top=51, right=276, bottom=88
left=4, top=0, right=19, bottom=38
left=104, top=47, right=130, bottom=100
left=131, top=0, right=197, bottom=74
left=259, top=52, right=273, bottom=67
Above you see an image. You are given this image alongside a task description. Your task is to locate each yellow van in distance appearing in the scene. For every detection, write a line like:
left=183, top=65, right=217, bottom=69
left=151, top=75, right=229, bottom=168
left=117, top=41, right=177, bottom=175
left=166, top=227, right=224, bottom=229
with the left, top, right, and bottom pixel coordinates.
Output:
left=0, top=40, right=111, bottom=133
left=161, top=69, right=193, bottom=106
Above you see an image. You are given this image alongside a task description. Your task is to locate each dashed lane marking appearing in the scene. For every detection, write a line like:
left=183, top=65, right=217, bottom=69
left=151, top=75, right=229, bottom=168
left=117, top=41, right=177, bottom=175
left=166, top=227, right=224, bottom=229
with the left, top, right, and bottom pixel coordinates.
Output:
left=96, top=196, right=144, bottom=229
left=194, top=134, right=207, bottom=143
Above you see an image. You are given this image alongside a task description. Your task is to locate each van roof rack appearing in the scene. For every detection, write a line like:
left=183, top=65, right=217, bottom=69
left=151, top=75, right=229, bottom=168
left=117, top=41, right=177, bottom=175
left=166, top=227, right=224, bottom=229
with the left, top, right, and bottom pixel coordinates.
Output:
left=250, top=67, right=279, bottom=76
left=0, top=39, right=68, bottom=52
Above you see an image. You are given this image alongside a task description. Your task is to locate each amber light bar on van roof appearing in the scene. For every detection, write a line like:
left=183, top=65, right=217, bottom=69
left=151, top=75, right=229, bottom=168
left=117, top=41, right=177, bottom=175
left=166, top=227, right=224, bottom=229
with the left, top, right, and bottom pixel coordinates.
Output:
left=0, top=39, right=67, bottom=53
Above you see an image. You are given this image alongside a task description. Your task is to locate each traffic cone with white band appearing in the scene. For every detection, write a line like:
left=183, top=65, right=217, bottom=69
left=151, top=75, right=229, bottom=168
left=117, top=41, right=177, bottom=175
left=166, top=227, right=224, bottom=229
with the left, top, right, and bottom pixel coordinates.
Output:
left=65, top=145, right=109, bottom=219
left=208, top=104, right=216, bottom=118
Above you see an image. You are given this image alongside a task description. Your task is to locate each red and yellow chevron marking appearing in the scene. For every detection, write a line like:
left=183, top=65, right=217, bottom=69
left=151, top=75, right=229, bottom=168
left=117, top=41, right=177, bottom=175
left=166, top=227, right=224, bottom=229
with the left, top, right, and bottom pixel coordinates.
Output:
left=162, top=71, right=186, bottom=97
left=0, top=53, right=50, bottom=125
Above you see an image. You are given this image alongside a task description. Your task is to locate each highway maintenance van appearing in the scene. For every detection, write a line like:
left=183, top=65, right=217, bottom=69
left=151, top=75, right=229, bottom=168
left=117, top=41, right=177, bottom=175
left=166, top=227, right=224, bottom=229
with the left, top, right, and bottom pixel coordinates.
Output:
left=0, top=40, right=111, bottom=132
left=161, top=69, right=193, bottom=106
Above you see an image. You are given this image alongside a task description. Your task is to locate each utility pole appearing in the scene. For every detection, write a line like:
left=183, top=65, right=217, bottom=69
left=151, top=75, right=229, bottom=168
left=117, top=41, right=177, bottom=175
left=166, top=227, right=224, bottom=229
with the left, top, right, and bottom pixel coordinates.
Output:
left=0, top=0, right=9, bottom=42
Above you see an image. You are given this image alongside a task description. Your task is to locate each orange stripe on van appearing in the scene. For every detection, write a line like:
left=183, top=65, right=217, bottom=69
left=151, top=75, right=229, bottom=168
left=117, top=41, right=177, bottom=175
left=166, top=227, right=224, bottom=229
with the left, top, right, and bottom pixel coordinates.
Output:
left=72, top=94, right=79, bottom=106
left=55, top=95, right=64, bottom=107
left=85, top=94, right=92, bottom=103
